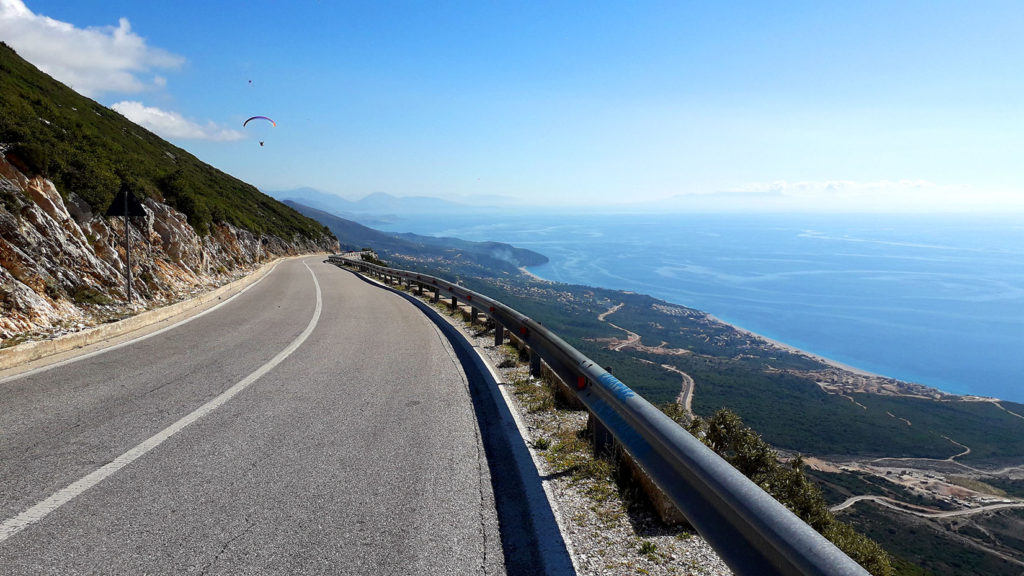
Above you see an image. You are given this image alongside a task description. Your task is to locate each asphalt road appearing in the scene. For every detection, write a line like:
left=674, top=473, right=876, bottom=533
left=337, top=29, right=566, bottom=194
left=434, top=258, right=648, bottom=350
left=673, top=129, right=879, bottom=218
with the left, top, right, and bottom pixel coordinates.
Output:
left=0, top=257, right=565, bottom=575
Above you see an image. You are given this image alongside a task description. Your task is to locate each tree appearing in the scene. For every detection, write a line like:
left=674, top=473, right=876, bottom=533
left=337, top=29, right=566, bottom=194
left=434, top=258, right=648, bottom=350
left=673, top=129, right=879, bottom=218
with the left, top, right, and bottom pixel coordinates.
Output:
left=687, top=409, right=893, bottom=576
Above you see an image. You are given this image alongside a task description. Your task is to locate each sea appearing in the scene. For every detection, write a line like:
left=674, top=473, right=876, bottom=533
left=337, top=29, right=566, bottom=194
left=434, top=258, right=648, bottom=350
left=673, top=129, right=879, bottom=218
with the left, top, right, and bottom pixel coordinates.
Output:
left=377, top=212, right=1024, bottom=403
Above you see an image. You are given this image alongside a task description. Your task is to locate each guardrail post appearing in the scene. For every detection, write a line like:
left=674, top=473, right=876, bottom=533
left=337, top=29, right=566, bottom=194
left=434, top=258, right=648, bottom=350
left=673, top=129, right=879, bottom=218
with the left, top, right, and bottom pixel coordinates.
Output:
left=494, top=323, right=504, bottom=346
left=587, top=413, right=615, bottom=456
left=450, top=295, right=457, bottom=312
left=416, top=282, right=423, bottom=296
left=431, top=288, right=440, bottom=303
left=529, top=349, right=541, bottom=377
left=471, top=307, right=479, bottom=324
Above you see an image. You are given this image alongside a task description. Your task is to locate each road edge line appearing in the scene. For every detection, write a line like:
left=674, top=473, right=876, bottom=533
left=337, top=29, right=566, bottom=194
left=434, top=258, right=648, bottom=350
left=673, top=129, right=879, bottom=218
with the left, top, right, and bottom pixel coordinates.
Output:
left=0, top=260, right=323, bottom=544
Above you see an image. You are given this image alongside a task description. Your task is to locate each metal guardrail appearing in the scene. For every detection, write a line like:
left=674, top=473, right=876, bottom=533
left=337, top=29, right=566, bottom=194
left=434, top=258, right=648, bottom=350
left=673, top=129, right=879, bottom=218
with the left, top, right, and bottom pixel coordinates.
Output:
left=328, top=254, right=870, bottom=576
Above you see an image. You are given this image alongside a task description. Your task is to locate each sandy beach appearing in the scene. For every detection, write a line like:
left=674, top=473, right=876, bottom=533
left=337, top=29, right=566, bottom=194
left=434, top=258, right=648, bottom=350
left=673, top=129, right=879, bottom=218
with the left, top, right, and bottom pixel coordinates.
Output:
left=706, top=313, right=883, bottom=378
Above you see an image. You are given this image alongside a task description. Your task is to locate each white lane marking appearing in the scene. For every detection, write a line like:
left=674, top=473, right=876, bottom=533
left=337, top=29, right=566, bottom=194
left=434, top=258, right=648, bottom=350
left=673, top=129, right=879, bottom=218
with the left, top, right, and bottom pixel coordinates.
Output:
left=0, top=261, right=323, bottom=544
left=0, top=261, right=284, bottom=385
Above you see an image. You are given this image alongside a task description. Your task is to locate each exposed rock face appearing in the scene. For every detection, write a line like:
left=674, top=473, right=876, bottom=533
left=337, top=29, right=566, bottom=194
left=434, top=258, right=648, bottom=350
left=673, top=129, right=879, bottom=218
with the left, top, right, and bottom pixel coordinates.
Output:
left=0, top=154, right=336, bottom=342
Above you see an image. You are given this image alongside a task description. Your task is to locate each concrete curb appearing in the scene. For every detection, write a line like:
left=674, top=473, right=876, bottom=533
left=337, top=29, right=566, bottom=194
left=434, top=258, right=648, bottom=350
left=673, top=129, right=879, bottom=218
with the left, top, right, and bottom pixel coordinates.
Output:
left=0, top=257, right=287, bottom=371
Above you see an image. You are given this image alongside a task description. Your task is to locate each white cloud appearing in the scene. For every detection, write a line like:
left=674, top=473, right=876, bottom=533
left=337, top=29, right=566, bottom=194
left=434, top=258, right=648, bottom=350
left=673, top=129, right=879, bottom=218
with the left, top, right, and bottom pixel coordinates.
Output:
left=0, top=0, right=183, bottom=97
left=111, top=101, right=244, bottom=142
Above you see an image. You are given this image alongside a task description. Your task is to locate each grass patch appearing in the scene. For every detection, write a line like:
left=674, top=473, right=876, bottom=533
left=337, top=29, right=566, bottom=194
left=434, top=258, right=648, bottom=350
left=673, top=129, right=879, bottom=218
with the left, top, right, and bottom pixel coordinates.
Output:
left=511, top=375, right=555, bottom=413
left=946, top=476, right=1008, bottom=498
left=532, top=436, right=551, bottom=450
left=72, top=286, right=112, bottom=305
left=638, top=540, right=658, bottom=556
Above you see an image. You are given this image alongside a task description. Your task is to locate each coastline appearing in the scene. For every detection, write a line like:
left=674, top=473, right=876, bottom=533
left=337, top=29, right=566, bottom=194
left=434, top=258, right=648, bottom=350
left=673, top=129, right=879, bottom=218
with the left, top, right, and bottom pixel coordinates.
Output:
left=401, top=212, right=1021, bottom=404
left=523, top=266, right=975, bottom=402
left=705, top=313, right=883, bottom=379
left=518, top=266, right=553, bottom=283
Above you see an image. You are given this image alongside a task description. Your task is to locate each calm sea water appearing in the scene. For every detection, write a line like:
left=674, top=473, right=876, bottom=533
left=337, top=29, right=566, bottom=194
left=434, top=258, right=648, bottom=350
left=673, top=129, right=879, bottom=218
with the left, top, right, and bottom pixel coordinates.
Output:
left=378, top=213, right=1024, bottom=403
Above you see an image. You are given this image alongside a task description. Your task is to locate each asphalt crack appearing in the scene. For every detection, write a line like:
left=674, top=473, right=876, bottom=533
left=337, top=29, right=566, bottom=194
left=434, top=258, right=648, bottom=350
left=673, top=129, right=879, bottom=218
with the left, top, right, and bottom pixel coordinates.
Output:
left=198, top=519, right=257, bottom=575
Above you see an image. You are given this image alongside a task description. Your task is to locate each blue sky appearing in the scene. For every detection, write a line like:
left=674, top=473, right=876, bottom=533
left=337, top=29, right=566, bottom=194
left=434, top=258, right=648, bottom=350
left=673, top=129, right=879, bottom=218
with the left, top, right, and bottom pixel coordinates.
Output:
left=2, top=0, right=1023, bottom=211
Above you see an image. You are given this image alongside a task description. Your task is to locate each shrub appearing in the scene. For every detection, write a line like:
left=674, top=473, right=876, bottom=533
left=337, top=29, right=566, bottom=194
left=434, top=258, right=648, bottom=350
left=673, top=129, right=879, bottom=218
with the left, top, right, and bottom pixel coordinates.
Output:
left=72, top=286, right=111, bottom=305
left=687, top=409, right=893, bottom=576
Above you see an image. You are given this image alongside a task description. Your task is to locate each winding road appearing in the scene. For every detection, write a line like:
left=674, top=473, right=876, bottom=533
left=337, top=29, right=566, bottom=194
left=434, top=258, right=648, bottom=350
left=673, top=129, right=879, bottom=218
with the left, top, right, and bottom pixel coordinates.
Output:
left=831, top=495, right=1024, bottom=518
left=0, top=257, right=570, bottom=575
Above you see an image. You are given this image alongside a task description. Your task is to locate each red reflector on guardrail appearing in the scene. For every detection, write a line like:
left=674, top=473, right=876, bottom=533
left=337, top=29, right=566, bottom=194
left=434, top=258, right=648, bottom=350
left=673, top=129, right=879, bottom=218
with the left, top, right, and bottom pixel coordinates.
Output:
left=520, top=326, right=528, bottom=337
left=577, top=375, right=587, bottom=390
left=489, top=306, right=495, bottom=313
left=466, top=294, right=472, bottom=301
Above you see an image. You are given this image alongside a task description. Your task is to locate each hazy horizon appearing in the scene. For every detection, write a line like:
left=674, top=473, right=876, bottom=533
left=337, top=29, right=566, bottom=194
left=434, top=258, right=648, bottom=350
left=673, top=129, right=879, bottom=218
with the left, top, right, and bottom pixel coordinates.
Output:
left=271, top=186, right=1024, bottom=216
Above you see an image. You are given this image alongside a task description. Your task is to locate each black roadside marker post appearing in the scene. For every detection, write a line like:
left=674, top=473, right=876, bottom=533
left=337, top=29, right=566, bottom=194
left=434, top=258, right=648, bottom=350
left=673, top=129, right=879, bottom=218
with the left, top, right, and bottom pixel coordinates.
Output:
left=105, top=185, right=147, bottom=304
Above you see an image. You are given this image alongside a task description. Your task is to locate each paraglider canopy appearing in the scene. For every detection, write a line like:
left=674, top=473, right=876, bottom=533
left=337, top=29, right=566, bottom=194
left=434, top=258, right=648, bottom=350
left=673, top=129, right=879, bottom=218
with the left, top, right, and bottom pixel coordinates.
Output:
left=243, top=116, right=276, bottom=127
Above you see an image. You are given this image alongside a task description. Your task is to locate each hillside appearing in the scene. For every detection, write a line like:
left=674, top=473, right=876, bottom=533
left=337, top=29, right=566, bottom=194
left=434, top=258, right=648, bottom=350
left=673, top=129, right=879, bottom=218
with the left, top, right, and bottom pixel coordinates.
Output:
left=0, top=42, right=330, bottom=242
left=286, top=200, right=547, bottom=277
left=0, top=43, right=336, bottom=342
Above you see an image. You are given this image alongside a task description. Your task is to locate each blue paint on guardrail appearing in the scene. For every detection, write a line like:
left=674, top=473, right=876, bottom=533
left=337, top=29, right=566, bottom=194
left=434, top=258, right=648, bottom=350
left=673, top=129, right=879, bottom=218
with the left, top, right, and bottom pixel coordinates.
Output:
left=597, top=372, right=635, bottom=400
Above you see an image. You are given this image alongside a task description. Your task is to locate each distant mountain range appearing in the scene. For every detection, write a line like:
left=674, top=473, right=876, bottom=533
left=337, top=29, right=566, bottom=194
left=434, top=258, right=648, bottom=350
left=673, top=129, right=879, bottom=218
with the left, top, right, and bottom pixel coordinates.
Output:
left=284, top=201, right=548, bottom=275
left=266, top=188, right=524, bottom=227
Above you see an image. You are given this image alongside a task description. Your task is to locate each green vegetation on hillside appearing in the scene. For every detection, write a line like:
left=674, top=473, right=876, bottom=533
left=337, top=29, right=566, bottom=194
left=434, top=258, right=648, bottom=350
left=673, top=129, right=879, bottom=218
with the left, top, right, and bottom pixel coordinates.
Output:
left=841, top=504, right=1024, bottom=576
left=287, top=200, right=547, bottom=277
left=984, top=477, right=1024, bottom=500
left=0, top=42, right=331, bottom=242
left=686, top=409, right=893, bottom=575
left=850, top=395, right=1024, bottom=461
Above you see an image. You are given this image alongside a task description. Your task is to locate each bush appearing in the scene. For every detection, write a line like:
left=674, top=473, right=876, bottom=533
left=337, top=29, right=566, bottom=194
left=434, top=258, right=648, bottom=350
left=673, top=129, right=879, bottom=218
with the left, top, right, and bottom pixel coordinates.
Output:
left=687, top=409, right=893, bottom=576
left=72, top=286, right=111, bottom=305
left=360, top=250, right=386, bottom=266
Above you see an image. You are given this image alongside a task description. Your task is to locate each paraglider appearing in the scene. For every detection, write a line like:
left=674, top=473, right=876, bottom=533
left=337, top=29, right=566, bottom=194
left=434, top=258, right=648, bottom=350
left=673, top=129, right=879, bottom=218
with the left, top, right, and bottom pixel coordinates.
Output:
left=243, top=116, right=276, bottom=127
left=243, top=116, right=275, bottom=147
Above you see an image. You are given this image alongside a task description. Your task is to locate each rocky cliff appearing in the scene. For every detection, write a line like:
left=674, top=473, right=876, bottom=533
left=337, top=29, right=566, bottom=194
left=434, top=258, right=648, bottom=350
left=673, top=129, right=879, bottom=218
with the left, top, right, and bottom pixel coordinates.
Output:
left=0, top=152, right=337, bottom=344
